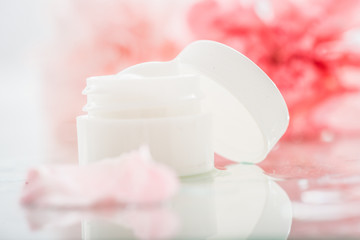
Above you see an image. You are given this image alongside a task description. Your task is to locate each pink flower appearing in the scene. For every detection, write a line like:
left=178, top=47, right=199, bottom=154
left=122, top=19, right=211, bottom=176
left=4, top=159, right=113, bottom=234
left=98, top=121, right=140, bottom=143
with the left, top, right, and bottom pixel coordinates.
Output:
left=21, top=146, right=179, bottom=207
left=188, top=0, right=360, bottom=139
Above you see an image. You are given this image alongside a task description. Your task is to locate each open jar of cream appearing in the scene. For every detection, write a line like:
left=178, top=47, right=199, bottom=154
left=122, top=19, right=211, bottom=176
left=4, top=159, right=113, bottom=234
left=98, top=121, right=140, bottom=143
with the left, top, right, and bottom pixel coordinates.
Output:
left=77, top=40, right=289, bottom=176
left=77, top=73, right=212, bottom=176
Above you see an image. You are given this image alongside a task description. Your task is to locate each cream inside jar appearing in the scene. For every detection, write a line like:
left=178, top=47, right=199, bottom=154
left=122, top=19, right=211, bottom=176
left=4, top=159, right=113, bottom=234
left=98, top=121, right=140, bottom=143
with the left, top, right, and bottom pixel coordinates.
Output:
left=77, top=73, right=213, bottom=176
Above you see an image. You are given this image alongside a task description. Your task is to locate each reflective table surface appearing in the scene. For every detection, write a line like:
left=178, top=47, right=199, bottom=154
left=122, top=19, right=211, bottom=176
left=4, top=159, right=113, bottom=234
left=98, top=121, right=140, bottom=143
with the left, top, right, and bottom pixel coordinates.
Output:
left=1, top=136, right=360, bottom=239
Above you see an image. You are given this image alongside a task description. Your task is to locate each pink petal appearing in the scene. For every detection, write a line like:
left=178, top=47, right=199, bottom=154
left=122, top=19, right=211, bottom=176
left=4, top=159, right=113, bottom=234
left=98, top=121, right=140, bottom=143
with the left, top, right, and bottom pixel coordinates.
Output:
left=21, top=146, right=179, bottom=207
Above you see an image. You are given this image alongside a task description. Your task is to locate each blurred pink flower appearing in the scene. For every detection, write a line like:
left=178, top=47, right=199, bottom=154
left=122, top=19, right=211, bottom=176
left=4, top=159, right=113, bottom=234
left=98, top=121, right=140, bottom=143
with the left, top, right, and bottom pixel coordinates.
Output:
left=21, top=146, right=179, bottom=207
left=188, top=0, right=360, bottom=139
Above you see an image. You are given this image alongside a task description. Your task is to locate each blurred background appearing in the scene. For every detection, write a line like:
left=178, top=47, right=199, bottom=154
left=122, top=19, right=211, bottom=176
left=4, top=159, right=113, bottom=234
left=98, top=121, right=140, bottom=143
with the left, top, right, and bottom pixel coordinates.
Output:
left=1, top=0, right=360, bottom=239
left=2, top=0, right=360, bottom=162
left=1, top=0, right=51, bottom=166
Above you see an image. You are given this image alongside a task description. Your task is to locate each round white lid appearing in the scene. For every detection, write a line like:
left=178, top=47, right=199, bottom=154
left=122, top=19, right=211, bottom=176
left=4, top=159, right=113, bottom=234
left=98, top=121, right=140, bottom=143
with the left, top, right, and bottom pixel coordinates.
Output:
left=175, top=40, right=289, bottom=163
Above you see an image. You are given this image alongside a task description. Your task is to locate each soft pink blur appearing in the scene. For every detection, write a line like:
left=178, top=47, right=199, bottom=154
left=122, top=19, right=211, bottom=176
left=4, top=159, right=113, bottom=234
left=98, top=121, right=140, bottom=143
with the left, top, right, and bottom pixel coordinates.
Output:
left=21, top=146, right=179, bottom=207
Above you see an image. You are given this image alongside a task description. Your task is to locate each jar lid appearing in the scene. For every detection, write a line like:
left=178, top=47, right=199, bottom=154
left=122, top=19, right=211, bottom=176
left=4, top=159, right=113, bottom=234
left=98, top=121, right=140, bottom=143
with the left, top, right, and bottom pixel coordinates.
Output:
left=175, top=41, right=289, bottom=163
left=121, top=40, right=289, bottom=164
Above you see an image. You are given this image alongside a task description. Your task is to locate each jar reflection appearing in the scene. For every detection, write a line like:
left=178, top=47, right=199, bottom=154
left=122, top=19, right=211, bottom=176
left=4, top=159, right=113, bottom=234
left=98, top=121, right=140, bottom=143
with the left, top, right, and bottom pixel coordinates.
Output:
left=82, top=164, right=292, bottom=239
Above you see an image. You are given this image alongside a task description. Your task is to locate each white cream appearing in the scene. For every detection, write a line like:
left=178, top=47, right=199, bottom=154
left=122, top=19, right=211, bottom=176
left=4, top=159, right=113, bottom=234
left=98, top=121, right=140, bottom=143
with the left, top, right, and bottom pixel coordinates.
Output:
left=77, top=73, right=213, bottom=176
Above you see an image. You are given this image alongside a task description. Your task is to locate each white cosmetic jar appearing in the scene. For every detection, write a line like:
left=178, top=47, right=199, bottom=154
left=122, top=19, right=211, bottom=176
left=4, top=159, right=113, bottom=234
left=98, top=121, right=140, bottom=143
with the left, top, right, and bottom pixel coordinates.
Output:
left=77, top=40, right=289, bottom=176
left=77, top=74, right=213, bottom=176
